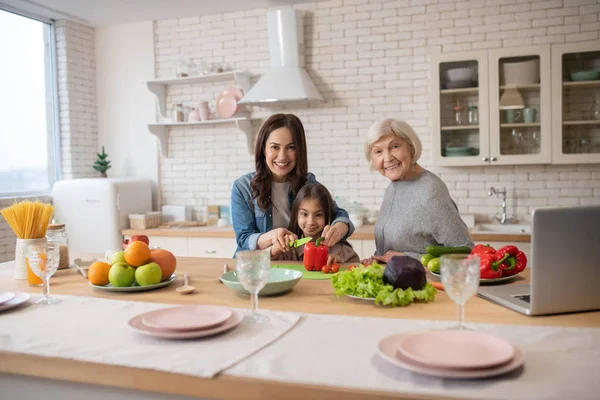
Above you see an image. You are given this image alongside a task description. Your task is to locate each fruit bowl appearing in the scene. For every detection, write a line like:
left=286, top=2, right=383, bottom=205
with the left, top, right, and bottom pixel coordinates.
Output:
left=220, top=268, right=302, bottom=296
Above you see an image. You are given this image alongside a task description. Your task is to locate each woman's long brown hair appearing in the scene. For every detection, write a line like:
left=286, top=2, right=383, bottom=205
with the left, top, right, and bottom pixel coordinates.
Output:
left=288, top=184, right=334, bottom=238
left=251, top=114, right=308, bottom=211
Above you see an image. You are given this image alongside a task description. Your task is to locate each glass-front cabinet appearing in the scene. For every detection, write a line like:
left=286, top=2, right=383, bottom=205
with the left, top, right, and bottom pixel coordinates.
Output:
left=552, top=40, right=600, bottom=164
left=431, top=51, right=489, bottom=166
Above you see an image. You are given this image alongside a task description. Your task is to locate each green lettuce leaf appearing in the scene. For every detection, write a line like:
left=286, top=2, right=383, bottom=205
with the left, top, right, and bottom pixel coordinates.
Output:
left=331, top=263, right=437, bottom=307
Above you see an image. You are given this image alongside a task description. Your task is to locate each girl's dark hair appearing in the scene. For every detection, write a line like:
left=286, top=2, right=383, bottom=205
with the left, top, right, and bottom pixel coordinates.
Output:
left=251, top=113, right=308, bottom=211
left=288, top=184, right=334, bottom=238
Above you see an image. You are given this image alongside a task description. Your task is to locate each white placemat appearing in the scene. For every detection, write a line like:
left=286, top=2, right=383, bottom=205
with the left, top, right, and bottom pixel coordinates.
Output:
left=226, top=313, right=600, bottom=400
left=0, top=294, right=300, bottom=378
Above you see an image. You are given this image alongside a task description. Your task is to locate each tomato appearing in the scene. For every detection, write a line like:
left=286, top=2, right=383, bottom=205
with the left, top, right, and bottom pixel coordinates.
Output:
left=331, top=264, right=340, bottom=273
left=321, top=265, right=331, bottom=274
left=348, top=265, right=356, bottom=271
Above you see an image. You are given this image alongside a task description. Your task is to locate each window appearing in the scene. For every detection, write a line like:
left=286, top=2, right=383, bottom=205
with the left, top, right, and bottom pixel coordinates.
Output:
left=0, top=9, right=59, bottom=196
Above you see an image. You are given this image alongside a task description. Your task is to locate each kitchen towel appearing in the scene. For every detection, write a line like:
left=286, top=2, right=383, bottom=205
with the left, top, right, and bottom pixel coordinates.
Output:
left=0, top=294, right=300, bottom=378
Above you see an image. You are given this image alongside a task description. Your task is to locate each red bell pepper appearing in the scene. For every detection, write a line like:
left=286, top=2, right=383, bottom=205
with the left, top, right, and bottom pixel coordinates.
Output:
left=471, top=244, right=497, bottom=256
left=495, top=245, right=527, bottom=277
left=303, top=237, right=328, bottom=271
left=479, top=254, right=503, bottom=279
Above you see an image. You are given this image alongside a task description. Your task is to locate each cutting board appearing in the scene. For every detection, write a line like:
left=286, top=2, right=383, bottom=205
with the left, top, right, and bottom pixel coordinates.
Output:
left=271, top=264, right=342, bottom=280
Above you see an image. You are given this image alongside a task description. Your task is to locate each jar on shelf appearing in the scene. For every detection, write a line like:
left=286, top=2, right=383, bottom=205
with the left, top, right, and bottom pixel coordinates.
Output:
left=173, top=104, right=184, bottom=122
left=591, top=90, right=600, bottom=120
left=176, top=57, right=189, bottom=78
left=46, top=224, right=70, bottom=270
left=467, top=106, right=479, bottom=125
left=453, top=99, right=464, bottom=125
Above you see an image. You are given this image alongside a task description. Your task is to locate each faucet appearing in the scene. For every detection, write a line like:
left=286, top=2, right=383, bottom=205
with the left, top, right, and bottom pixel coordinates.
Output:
left=488, top=187, right=511, bottom=224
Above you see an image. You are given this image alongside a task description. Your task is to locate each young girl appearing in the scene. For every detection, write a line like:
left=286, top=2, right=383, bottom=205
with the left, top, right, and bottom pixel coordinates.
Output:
left=271, top=184, right=360, bottom=265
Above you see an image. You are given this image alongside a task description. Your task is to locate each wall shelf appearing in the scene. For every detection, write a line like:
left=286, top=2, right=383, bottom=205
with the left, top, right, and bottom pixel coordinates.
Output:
left=501, top=123, right=540, bottom=128
left=441, top=125, right=480, bottom=131
left=499, top=84, right=540, bottom=91
left=440, top=87, right=479, bottom=95
left=148, top=117, right=258, bottom=156
left=562, top=80, right=600, bottom=88
left=563, top=120, right=600, bottom=125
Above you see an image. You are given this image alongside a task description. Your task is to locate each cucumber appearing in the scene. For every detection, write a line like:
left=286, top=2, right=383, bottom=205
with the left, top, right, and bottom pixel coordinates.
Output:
left=420, top=254, right=434, bottom=267
left=427, top=257, right=441, bottom=274
left=426, top=245, right=472, bottom=257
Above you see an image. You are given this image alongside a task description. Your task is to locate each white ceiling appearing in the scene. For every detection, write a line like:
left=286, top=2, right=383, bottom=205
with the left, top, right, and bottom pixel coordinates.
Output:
left=1, top=0, right=316, bottom=26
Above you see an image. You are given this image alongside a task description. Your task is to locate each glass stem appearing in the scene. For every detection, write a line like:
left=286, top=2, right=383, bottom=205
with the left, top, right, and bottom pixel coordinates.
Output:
left=457, top=303, right=465, bottom=329
left=251, top=292, right=259, bottom=315
left=43, top=277, right=50, bottom=298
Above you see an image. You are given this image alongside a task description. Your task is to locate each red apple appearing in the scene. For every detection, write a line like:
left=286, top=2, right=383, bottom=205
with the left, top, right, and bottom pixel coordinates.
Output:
left=130, top=235, right=150, bottom=246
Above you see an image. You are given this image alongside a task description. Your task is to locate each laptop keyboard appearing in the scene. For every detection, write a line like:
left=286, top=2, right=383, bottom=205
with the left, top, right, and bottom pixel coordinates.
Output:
left=514, top=294, right=531, bottom=303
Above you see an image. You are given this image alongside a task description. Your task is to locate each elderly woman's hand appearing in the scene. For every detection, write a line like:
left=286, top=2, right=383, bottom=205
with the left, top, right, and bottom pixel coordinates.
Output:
left=372, top=250, right=404, bottom=264
left=322, top=222, right=349, bottom=247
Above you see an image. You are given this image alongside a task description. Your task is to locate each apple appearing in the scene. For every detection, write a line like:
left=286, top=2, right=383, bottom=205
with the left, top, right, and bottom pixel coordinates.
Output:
left=108, top=262, right=135, bottom=287
left=134, top=262, right=162, bottom=286
left=122, top=239, right=129, bottom=250
left=110, top=250, right=126, bottom=265
left=131, top=235, right=150, bottom=246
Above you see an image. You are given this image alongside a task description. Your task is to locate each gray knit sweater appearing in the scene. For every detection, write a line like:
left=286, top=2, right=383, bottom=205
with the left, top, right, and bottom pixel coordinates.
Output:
left=374, top=170, right=473, bottom=260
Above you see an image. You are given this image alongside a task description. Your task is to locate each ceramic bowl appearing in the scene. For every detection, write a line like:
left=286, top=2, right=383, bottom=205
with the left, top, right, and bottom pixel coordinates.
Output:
left=220, top=268, right=302, bottom=296
left=570, top=71, right=600, bottom=81
left=445, top=67, right=475, bottom=82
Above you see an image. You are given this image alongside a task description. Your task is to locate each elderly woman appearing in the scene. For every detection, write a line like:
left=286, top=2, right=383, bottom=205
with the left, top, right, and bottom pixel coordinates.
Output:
left=364, top=118, right=473, bottom=264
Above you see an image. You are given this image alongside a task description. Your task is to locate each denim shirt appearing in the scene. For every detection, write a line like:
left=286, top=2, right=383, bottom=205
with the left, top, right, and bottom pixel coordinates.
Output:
left=231, top=172, right=354, bottom=255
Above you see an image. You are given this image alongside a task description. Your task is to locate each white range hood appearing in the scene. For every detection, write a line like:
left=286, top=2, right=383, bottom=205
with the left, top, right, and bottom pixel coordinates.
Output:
left=238, top=8, right=324, bottom=104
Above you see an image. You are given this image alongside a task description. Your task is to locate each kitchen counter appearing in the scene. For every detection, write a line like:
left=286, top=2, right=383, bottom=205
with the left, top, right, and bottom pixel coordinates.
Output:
left=0, top=257, right=597, bottom=400
left=123, top=224, right=531, bottom=242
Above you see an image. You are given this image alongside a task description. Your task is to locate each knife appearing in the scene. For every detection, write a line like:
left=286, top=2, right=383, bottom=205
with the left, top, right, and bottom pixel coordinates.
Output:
left=289, top=237, right=312, bottom=248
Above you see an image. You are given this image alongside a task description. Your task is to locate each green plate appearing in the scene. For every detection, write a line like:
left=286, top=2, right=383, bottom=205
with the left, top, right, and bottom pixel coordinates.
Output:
left=272, top=264, right=340, bottom=280
left=90, top=274, right=177, bottom=292
left=220, top=268, right=302, bottom=296
left=569, top=71, right=600, bottom=81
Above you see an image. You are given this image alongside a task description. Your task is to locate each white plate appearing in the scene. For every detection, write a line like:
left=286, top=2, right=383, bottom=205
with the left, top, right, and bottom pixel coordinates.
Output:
left=346, top=294, right=376, bottom=301
left=90, top=274, right=176, bottom=292
left=0, top=292, right=16, bottom=305
left=142, top=306, right=233, bottom=331
left=128, top=309, right=243, bottom=339
left=0, top=292, right=31, bottom=312
left=378, top=333, right=524, bottom=379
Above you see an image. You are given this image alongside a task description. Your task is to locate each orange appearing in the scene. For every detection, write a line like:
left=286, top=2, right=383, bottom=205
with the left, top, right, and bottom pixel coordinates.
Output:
left=88, top=261, right=111, bottom=286
left=124, top=240, right=151, bottom=267
left=149, top=249, right=177, bottom=281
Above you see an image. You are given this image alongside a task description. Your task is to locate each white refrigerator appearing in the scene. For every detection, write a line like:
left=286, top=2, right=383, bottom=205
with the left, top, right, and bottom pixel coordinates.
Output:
left=52, top=178, right=153, bottom=253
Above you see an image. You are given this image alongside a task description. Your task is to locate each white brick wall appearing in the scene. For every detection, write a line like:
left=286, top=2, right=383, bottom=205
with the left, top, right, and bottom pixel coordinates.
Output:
left=153, top=0, right=600, bottom=223
left=55, top=20, right=98, bottom=180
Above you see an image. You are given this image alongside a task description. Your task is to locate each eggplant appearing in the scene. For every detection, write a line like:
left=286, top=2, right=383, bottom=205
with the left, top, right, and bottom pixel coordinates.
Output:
left=383, top=255, right=426, bottom=291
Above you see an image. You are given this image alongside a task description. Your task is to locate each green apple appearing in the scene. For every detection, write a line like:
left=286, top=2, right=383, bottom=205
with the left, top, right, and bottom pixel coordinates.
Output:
left=108, top=262, right=135, bottom=287
left=110, top=250, right=126, bottom=265
left=135, top=262, right=162, bottom=286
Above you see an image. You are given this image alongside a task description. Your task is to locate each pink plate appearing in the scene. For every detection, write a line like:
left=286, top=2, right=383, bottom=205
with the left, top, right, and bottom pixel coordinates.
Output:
left=216, top=94, right=238, bottom=119
left=377, top=333, right=524, bottom=379
left=129, top=309, right=243, bottom=339
left=141, top=305, right=233, bottom=331
left=397, top=330, right=515, bottom=369
left=220, top=87, right=244, bottom=101
left=0, top=292, right=15, bottom=305
left=0, top=292, right=31, bottom=312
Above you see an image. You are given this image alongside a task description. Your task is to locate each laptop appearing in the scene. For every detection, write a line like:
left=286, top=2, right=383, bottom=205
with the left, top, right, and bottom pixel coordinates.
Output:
left=477, top=205, right=600, bottom=316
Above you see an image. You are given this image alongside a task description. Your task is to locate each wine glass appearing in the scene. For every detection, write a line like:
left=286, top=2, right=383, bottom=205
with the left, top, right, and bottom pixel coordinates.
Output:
left=440, top=254, right=480, bottom=330
left=236, top=250, right=271, bottom=323
left=26, top=242, right=61, bottom=305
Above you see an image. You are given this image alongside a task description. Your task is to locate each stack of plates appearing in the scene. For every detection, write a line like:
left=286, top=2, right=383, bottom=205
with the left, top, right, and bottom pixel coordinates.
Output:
left=377, top=330, right=524, bottom=379
left=216, top=87, right=245, bottom=119
left=444, top=146, right=476, bottom=157
left=0, top=291, right=31, bottom=312
left=128, top=305, right=242, bottom=339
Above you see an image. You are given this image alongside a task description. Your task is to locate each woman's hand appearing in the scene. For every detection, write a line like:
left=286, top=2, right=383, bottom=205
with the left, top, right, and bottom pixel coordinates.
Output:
left=271, top=228, right=297, bottom=253
left=361, top=257, right=374, bottom=266
left=372, top=250, right=404, bottom=264
left=326, top=254, right=339, bottom=266
left=322, top=222, right=349, bottom=247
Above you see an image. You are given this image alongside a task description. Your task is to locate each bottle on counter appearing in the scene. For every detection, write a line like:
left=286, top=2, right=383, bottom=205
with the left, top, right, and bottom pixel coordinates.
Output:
left=46, top=223, right=70, bottom=270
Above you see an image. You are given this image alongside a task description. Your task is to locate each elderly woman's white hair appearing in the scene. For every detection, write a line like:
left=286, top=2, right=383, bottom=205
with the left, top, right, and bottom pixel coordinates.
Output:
left=364, top=119, right=423, bottom=164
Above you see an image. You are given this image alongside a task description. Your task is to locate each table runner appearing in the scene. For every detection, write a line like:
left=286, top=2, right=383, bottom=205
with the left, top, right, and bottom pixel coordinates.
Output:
left=0, top=294, right=300, bottom=378
left=226, top=313, right=599, bottom=400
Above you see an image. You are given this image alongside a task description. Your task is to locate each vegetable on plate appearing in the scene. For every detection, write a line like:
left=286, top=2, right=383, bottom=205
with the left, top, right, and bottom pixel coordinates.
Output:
left=303, top=237, right=328, bottom=272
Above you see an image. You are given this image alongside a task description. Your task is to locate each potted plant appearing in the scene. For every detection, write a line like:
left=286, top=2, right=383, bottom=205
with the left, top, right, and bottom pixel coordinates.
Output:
left=93, top=146, right=111, bottom=178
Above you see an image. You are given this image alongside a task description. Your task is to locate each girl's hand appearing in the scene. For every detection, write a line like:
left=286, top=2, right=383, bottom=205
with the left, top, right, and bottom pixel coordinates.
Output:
left=326, top=254, right=339, bottom=266
left=322, top=222, right=348, bottom=247
left=372, top=250, right=404, bottom=264
left=271, top=228, right=297, bottom=253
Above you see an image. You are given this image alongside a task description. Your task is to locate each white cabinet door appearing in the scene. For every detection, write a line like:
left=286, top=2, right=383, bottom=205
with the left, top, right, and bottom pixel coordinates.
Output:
left=125, top=236, right=189, bottom=257
left=188, top=237, right=237, bottom=258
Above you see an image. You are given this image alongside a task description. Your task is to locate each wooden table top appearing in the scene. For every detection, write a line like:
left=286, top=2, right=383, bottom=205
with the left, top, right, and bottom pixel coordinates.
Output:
left=1, top=256, right=595, bottom=400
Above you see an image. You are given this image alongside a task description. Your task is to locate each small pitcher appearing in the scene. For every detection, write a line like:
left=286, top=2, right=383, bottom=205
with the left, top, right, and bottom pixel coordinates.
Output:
left=198, top=101, right=210, bottom=121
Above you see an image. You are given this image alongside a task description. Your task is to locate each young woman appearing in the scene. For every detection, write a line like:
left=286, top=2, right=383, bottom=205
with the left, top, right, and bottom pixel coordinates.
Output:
left=231, top=113, right=353, bottom=255
left=271, top=184, right=360, bottom=265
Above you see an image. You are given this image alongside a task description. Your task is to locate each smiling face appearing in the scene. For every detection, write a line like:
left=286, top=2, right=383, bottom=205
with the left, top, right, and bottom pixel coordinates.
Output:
left=370, top=133, right=415, bottom=181
left=265, top=127, right=297, bottom=182
left=297, top=198, right=326, bottom=239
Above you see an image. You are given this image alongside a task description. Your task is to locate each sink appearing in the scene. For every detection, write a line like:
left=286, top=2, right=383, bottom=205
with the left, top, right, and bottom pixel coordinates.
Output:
left=472, top=224, right=531, bottom=234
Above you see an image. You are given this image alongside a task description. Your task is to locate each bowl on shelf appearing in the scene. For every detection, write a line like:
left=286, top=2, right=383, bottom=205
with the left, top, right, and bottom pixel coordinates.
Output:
left=569, top=71, right=600, bottom=82
left=444, top=146, right=475, bottom=157
left=444, top=67, right=475, bottom=82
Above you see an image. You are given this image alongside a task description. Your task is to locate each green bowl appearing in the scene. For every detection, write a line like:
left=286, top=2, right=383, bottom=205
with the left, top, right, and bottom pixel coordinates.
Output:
left=569, top=71, right=600, bottom=81
left=220, top=268, right=302, bottom=296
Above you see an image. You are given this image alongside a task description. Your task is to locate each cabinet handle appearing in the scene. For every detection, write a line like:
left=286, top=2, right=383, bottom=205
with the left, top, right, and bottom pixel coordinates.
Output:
left=491, top=157, right=497, bottom=161
left=205, top=250, right=216, bottom=254
left=482, top=157, right=489, bottom=161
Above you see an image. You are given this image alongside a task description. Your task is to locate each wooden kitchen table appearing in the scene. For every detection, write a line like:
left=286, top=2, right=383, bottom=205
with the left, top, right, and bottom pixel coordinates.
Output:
left=1, top=257, right=598, bottom=400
